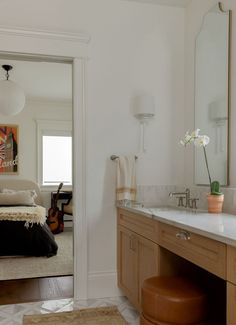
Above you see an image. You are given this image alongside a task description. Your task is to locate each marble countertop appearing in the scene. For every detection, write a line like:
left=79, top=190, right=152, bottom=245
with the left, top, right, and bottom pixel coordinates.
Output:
left=118, top=205, right=236, bottom=247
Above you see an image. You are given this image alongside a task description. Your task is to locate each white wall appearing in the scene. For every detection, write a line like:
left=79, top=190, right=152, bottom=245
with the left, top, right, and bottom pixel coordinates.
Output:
left=185, top=0, right=236, bottom=187
left=0, top=0, right=185, bottom=296
left=82, top=0, right=185, bottom=285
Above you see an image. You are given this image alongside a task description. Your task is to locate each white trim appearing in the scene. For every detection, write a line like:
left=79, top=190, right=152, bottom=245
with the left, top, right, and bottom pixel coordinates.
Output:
left=88, top=271, right=123, bottom=299
left=123, top=0, right=191, bottom=7
left=0, top=27, right=89, bottom=300
left=73, top=58, right=88, bottom=300
left=40, top=185, right=72, bottom=192
left=0, top=25, right=90, bottom=43
left=27, top=97, right=72, bottom=106
left=0, top=27, right=89, bottom=58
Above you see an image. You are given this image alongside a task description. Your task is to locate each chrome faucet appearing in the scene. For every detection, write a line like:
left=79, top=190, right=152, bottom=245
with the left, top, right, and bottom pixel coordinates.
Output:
left=169, top=188, right=191, bottom=208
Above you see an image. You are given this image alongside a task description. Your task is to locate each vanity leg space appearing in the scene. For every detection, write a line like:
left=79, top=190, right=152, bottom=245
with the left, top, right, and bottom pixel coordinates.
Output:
left=158, top=248, right=227, bottom=325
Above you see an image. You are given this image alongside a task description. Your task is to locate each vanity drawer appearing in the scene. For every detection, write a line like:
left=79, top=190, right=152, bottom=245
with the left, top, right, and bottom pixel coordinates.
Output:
left=159, top=222, right=226, bottom=279
left=117, top=208, right=159, bottom=243
left=227, top=246, right=236, bottom=284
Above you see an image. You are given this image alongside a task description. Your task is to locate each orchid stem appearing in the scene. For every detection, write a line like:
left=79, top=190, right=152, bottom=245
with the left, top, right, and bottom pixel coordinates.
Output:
left=203, top=146, right=212, bottom=191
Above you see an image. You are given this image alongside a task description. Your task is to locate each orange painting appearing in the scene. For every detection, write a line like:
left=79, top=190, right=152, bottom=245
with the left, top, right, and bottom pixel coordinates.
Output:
left=0, top=125, right=18, bottom=174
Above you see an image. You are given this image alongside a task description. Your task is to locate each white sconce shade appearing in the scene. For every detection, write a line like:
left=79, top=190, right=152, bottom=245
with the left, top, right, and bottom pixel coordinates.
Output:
left=133, top=95, right=155, bottom=121
left=133, top=94, right=155, bottom=153
left=209, top=99, right=227, bottom=121
left=0, top=65, right=25, bottom=116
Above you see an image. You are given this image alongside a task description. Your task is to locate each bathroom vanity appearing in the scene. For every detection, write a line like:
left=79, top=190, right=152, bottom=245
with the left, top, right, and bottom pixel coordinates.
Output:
left=117, top=206, right=236, bottom=324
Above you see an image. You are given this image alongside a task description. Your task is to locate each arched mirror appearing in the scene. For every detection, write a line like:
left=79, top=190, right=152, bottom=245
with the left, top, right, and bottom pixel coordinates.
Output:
left=194, top=2, right=231, bottom=186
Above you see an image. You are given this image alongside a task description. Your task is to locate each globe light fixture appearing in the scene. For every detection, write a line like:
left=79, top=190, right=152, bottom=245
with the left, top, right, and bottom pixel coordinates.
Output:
left=0, top=65, right=25, bottom=116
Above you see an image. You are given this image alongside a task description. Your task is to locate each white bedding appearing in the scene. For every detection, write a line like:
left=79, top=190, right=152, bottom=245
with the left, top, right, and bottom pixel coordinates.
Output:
left=0, top=205, right=46, bottom=227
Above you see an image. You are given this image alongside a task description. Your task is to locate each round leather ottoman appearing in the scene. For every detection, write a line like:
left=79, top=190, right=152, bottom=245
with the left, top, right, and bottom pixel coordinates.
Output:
left=141, top=276, right=207, bottom=325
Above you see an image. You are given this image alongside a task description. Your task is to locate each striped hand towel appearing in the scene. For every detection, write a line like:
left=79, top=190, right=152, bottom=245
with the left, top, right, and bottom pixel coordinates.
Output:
left=116, top=155, right=136, bottom=204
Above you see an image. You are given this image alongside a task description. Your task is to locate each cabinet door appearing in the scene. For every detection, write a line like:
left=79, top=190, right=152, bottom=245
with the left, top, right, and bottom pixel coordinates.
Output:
left=227, top=282, right=236, bottom=325
left=117, top=225, right=138, bottom=308
left=137, top=234, right=159, bottom=304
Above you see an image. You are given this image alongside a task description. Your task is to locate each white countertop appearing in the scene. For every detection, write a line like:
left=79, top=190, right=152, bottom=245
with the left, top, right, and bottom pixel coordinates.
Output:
left=119, top=205, right=236, bottom=247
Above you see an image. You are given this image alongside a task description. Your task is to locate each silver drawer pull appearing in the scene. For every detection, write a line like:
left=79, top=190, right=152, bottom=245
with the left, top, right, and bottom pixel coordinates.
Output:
left=176, top=230, right=191, bottom=241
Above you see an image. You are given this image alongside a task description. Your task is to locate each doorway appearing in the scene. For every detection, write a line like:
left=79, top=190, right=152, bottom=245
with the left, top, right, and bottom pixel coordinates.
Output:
left=0, top=56, right=73, bottom=303
left=0, top=27, right=89, bottom=301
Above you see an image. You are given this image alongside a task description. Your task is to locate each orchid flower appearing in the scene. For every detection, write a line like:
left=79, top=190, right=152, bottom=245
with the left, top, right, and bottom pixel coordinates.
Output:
left=180, top=129, right=212, bottom=193
left=180, top=129, right=201, bottom=146
left=194, top=135, right=210, bottom=147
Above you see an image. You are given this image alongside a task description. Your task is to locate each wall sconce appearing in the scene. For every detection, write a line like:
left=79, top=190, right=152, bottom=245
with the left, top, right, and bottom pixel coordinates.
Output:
left=209, top=99, right=228, bottom=153
left=133, top=94, right=155, bottom=152
left=0, top=65, right=25, bottom=116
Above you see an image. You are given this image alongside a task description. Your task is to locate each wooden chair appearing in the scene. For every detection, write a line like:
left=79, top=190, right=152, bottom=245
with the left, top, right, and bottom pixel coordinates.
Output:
left=61, top=196, right=73, bottom=216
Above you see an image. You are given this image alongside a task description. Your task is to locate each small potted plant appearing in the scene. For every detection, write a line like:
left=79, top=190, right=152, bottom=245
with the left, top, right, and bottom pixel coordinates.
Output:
left=180, top=129, right=224, bottom=213
left=207, top=180, right=224, bottom=213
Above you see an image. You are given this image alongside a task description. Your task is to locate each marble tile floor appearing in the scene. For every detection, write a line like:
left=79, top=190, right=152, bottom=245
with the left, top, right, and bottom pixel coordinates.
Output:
left=0, top=296, right=140, bottom=324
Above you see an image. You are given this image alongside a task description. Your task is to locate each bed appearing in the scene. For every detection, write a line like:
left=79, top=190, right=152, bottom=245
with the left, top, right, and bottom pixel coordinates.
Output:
left=0, top=180, right=58, bottom=257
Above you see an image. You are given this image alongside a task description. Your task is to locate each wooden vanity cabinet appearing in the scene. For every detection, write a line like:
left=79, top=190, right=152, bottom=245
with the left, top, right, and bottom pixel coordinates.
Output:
left=117, top=208, right=236, bottom=324
left=227, top=246, right=236, bottom=284
left=117, top=225, right=139, bottom=309
left=227, top=282, right=236, bottom=325
left=227, top=246, right=236, bottom=325
left=117, top=209, right=159, bottom=310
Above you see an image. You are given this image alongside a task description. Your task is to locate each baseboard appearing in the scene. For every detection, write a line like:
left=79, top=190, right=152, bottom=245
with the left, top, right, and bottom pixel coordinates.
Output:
left=88, top=271, right=123, bottom=299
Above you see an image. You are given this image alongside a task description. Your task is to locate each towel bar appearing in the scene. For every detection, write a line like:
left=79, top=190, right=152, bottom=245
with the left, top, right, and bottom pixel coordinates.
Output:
left=110, top=155, right=138, bottom=160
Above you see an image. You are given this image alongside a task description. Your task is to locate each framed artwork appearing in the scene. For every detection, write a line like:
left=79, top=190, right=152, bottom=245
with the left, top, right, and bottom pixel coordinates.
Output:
left=0, top=125, right=18, bottom=174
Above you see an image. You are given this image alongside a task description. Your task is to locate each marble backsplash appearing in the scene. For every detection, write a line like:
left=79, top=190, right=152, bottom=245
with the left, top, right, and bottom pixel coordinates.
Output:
left=136, top=185, right=236, bottom=215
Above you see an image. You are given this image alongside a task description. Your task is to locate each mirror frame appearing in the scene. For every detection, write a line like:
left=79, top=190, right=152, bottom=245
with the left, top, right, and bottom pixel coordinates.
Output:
left=194, top=2, right=232, bottom=186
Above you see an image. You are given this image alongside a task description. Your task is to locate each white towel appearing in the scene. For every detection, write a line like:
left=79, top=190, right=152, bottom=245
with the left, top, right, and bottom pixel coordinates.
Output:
left=116, top=155, right=137, bottom=203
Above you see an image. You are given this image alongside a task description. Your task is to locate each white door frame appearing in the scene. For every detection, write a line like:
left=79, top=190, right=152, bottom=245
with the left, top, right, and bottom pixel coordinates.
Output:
left=0, top=26, right=90, bottom=300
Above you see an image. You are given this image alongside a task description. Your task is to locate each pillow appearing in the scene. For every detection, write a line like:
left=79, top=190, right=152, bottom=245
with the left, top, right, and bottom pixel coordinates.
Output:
left=0, top=191, right=36, bottom=206
left=1, top=189, right=37, bottom=200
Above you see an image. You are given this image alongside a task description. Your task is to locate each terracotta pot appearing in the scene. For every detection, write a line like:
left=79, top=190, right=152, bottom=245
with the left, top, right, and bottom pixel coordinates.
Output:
left=207, top=194, right=224, bottom=213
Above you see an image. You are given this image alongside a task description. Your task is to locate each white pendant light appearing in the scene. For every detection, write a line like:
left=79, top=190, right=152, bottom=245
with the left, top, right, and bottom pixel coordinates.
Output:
left=0, top=65, right=25, bottom=116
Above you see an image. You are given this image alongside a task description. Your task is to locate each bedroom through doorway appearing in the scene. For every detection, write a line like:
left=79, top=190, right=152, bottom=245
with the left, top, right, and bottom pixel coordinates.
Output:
left=0, top=55, right=74, bottom=303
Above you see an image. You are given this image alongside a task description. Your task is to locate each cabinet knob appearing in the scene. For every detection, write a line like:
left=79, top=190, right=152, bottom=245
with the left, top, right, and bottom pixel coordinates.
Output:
left=176, top=230, right=191, bottom=241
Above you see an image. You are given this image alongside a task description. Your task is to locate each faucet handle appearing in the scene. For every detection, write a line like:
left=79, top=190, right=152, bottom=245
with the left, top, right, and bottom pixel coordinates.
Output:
left=191, top=198, right=199, bottom=210
left=176, top=196, right=184, bottom=207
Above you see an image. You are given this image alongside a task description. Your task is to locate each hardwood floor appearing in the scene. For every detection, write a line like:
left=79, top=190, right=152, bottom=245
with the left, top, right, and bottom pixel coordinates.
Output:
left=0, top=276, right=73, bottom=305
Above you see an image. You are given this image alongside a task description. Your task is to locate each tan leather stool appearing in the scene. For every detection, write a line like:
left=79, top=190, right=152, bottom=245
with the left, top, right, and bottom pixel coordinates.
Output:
left=141, top=276, right=207, bottom=325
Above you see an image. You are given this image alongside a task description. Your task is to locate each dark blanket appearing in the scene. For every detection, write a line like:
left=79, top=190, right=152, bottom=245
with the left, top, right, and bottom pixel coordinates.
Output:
left=0, top=221, right=58, bottom=257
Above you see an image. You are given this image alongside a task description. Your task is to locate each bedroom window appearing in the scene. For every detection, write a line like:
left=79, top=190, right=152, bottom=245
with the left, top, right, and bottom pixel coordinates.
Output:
left=37, top=120, right=72, bottom=187
left=42, top=135, right=72, bottom=186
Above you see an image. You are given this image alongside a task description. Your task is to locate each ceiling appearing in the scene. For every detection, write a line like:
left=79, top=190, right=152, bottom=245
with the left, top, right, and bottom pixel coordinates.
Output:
left=0, top=59, right=72, bottom=103
left=125, top=0, right=191, bottom=7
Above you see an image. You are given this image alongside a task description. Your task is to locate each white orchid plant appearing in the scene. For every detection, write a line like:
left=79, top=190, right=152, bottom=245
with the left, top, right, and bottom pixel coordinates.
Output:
left=180, top=129, right=222, bottom=195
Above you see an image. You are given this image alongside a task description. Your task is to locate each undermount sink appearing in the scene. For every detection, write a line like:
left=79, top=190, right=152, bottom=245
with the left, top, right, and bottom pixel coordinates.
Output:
left=121, top=202, right=206, bottom=214
left=141, top=204, right=206, bottom=214
left=146, top=206, right=207, bottom=214
left=131, top=204, right=176, bottom=213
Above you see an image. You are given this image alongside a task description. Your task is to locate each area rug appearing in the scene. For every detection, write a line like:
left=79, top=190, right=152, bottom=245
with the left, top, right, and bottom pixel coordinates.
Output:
left=23, top=306, right=127, bottom=325
left=0, top=231, right=73, bottom=280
